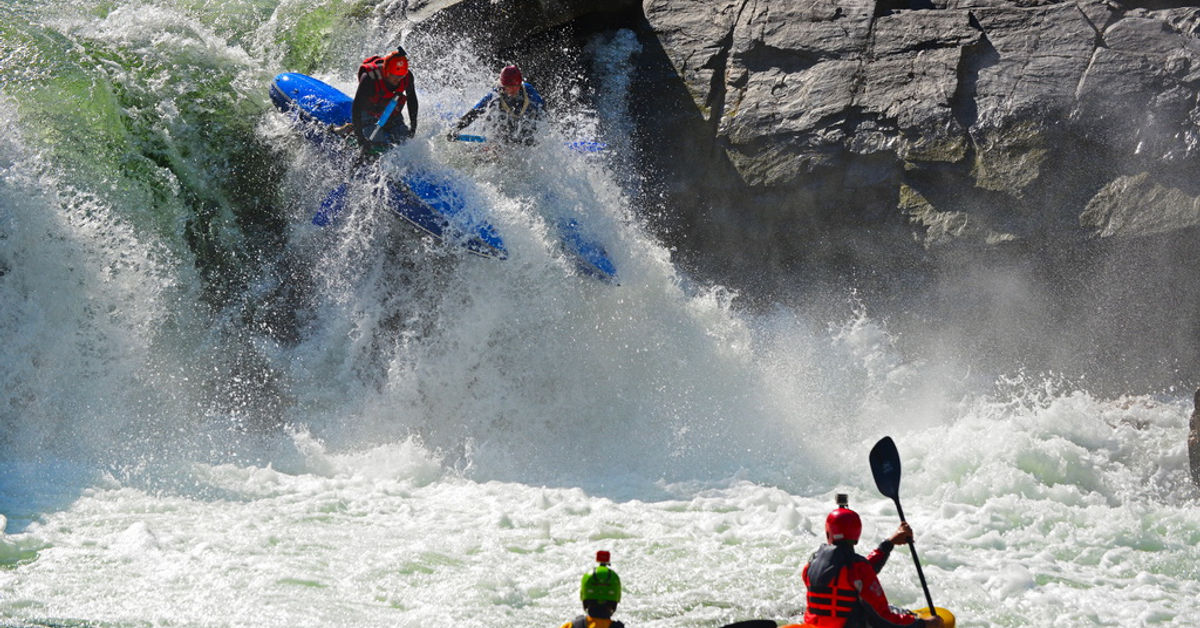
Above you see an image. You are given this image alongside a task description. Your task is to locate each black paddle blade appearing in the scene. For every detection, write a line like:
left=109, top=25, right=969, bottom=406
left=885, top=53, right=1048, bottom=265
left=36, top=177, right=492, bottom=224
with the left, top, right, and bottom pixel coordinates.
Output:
left=717, top=622, right=778, bottom=628
left=869, top=436, right=902, bottom=499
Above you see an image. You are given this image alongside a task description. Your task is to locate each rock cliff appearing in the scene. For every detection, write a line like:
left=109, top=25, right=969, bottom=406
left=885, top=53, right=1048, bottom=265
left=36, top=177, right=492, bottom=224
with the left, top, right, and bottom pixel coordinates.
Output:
left=639, top=0, right=1200, bottom=268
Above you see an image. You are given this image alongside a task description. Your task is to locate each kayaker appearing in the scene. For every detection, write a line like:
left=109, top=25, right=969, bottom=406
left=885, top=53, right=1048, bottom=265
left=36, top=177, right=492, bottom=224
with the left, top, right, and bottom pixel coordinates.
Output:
left=799, top=498, right=943, bottom=627
left=560, top=551, right=625, bottom=628
left=333, top=47, right=419, bottom=154
left=447, top=64, right=545, bottom=145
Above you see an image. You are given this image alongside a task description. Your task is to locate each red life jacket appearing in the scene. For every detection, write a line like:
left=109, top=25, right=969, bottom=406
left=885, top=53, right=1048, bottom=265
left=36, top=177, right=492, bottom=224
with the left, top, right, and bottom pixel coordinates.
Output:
left=358, top=56, right=408, bottom=111
left=804, top=565, right=861, bottom=626
left=802, top=543, right=918, bottom=628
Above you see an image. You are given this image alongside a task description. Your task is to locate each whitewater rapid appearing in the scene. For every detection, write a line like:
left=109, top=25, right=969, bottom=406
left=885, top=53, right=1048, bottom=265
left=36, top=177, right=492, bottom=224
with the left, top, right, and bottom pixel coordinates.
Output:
left=2, top=389, right=1197, bottom=627
left=2, top=1, right=1199, bottom=627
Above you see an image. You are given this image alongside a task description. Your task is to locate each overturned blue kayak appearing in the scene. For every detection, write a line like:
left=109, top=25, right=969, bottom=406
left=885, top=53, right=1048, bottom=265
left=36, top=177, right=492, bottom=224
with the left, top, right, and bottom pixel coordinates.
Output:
left=446, top=135, right=618, bottom=283
left=270, top=72, right=507, bottom=259
left=558, top=218, right=618, bottom=282
left=269, top=72, right=352, bottom=126
left=271, top=72, right=618, bottom=281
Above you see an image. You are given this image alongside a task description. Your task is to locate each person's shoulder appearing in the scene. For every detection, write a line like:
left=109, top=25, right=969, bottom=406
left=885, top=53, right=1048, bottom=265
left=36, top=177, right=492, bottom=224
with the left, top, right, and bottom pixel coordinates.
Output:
left=848, top=550, right=872, bottom=564
left=846, top=553, right=879, bottom=578
left=524, top=82, right=545, bottom=102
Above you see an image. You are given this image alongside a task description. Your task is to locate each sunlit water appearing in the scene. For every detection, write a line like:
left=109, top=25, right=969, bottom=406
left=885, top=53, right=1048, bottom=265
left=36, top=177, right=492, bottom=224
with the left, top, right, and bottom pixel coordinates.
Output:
left=2, top=1, right=1199, bottom=627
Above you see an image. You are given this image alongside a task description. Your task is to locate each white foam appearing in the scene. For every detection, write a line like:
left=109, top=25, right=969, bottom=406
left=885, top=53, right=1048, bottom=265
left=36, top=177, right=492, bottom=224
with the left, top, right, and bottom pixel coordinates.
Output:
left=3, top=5, right=1200, bottom=627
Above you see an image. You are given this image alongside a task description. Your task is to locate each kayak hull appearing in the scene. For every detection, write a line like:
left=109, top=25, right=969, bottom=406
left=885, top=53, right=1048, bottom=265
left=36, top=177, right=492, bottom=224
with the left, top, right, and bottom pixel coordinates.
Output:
left=914, top=607, right=956, bottom=628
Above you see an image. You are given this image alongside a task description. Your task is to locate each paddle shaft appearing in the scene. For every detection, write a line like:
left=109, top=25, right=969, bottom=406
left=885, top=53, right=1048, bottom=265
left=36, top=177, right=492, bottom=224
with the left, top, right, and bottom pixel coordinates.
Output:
left=369, top=95, right=400, bottom=141
left=891, top=496, right=936, bottom=614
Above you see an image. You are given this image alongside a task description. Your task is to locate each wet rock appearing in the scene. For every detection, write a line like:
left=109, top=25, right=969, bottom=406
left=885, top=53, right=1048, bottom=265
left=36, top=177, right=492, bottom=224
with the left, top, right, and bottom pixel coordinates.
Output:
left=638, top=0, right=1200, bottom=280
left=1081, top=172, right=1200, bottom=238
left=1191, top=388, right=1200, bottom=488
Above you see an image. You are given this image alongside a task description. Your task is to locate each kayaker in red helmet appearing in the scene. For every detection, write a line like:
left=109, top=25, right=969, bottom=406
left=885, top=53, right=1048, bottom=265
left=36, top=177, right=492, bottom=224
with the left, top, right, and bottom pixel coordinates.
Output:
left=798, top=496, right=943, bottom=628
left=447, top=64, right=546, bottom=145
left=333, top=47, right=419, bottom=154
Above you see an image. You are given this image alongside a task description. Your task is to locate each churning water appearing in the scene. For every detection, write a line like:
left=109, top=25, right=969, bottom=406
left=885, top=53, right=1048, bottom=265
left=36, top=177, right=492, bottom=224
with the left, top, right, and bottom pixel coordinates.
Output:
left=2, top=1, right=1198, bottom=626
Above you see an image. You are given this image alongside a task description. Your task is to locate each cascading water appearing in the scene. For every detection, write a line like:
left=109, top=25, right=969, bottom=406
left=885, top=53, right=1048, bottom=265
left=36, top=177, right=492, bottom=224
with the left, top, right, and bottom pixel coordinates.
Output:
left=2, top=1, right=1198, bottom=627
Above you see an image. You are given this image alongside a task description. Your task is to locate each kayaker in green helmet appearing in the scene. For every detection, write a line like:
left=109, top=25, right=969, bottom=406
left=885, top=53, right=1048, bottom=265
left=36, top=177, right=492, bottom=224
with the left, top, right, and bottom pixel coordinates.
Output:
left=561, top=550, right=624, bottom=628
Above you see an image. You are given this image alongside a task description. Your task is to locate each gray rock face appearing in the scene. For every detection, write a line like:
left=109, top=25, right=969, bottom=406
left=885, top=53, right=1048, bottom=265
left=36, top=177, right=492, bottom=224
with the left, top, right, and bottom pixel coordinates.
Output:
left=640, top=0, right=1200, bottom=263
left=1081, top=172, right=1200, bottom=237
left=1192, top=388, right=1200, bottom=488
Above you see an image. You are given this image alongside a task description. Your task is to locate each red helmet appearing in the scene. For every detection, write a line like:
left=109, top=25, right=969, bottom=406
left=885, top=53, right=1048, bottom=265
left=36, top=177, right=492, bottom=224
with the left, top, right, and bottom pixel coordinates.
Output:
left=499, top=65, right=523, bottom=87
left=384, top=52, right=408, bottom=77
left=825, top=507, right=862, bottom=544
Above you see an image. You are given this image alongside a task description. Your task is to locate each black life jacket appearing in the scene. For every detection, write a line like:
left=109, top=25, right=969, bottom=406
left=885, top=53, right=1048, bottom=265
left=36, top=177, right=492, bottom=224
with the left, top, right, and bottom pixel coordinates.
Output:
left=571, top=615, right=625, bottom=628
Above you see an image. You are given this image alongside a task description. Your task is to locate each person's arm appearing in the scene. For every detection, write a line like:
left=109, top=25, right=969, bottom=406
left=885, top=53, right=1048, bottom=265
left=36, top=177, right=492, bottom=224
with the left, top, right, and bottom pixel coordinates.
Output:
left=864, top=539, right=894, bottom=573
left=867, top=522, right=914, bottom=573
left=452, top=107, right=484, bottom=133
left=351, top=77, right=375, bottom=146
left=404, top=73, right=418, bottom=136
left=525, top=83, right=547, bottom=119
left=850, top=562, right=926, bottom=627
left=448, top=93, right=494, bottom=136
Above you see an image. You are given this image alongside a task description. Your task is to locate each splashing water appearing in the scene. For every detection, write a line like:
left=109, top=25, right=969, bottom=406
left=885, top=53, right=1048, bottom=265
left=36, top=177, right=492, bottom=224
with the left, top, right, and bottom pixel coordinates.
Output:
left=2, top=1, right=1199, bottom=627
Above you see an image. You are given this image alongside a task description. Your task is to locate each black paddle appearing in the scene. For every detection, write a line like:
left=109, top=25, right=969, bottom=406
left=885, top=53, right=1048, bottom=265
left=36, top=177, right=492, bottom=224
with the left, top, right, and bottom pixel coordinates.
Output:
left=717, top=621, right=777, bottom=628
left=869, top=436, right=936, bottom=614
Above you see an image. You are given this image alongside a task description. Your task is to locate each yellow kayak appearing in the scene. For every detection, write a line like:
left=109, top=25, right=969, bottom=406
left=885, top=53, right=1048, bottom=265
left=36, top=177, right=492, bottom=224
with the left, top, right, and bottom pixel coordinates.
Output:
left=914, top=607, right=957, bottom=628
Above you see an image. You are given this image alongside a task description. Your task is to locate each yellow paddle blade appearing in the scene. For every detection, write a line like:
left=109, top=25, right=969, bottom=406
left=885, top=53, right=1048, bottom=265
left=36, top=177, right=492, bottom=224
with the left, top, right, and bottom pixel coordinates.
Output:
left=914, top=607, right=956, bottom=628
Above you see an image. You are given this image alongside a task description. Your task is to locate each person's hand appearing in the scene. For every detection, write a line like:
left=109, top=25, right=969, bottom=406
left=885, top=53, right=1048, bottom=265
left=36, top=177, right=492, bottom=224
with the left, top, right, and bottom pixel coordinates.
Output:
left=888, top=522, right=913, bottom=546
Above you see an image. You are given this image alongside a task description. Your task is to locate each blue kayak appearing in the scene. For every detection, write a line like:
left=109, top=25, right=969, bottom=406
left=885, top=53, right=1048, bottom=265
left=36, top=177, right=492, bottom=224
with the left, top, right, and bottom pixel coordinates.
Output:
left=445, top=137, right=619, bottom=284
left=270, top=72, right=507, bottom=260
left=558, top=218, right=618, bottom=282
left=271, top=72, right=619, bottom=282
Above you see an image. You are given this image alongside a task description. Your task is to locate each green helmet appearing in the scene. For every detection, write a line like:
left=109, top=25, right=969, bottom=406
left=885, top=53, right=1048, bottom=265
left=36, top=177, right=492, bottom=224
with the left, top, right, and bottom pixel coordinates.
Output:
left=580, top=560, right=621, bottom=603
